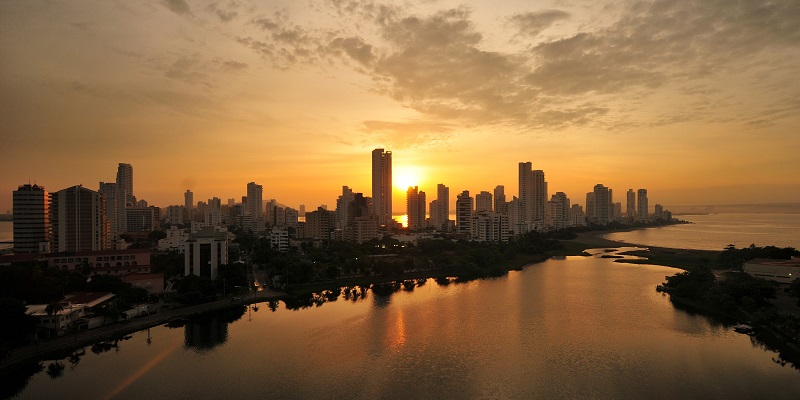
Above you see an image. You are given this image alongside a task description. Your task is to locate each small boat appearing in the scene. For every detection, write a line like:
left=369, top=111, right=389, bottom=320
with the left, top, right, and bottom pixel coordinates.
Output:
left=733, top=324, right=753, bottom=334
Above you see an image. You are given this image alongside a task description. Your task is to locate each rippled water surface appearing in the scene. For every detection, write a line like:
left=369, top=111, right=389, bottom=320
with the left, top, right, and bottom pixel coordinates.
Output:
left=604, top=213, right=800, bottom=251
left=9, top=249, right=800, bottom=399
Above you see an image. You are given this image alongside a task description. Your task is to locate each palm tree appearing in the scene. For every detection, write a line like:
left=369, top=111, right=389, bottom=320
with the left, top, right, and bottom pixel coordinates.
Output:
left=45, top=301, right=64, bottom=338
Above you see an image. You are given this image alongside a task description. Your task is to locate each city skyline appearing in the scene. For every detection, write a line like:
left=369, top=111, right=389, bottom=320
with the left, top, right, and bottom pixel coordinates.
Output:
left=2, top=1, right=799, bottom=213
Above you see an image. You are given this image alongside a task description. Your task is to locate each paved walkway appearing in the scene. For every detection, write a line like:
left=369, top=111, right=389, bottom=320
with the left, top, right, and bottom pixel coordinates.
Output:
left=1, top=288, right=285, bottom=369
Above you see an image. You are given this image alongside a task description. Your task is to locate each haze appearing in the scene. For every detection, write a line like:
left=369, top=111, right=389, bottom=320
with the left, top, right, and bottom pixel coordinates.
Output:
left=1, top=0, right=799, bottom=212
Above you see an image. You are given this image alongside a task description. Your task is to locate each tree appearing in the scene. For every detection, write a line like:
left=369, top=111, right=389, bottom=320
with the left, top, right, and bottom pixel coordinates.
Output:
left=45, top=301, right=65, bottom=337
left=0, top=297, right=37, bottom=349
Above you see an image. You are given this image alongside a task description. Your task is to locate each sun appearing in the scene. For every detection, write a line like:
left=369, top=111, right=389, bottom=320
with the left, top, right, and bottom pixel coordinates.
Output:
left=393, top=165, right=424, bottom=191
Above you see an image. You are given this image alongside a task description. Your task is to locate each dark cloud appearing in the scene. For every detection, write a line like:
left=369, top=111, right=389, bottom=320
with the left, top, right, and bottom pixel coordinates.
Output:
left=508, top=10, right=570, bottom=38
left=161, top=0, right=192, bottom=16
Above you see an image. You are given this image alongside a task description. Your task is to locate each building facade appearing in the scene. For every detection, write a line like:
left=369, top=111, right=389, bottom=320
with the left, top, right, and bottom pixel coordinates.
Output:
left=371, top=148, right=392, bottom=226
left=13, top=183, right=50, bottom=253
left=51, top=185, right=109, bottom=252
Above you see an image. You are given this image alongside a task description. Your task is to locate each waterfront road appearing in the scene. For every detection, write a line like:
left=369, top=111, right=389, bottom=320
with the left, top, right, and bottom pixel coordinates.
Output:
left=1, top=287, right=286, bottom=369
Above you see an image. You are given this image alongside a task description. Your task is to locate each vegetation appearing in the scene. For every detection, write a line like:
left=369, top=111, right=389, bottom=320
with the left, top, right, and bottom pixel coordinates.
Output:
left=718, top=244, right=800, bottom=270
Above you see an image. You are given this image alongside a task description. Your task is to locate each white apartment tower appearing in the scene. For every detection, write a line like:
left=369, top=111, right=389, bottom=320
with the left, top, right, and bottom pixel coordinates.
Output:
left=371, top=149, right=392, bottom=226
left=116, top=163, right=134, bottom=205
left=475, top=191, right=493, bottom=212
left=593, top=184, right=611, bottom=225
left=456, top=190, right=473, bottom=236
left=406, top=186, right=426, bottom=230
left=12, top=183, right=50, bottom=253
left=637, top=189, right=648, bottom=221
left=246, top=182, right=263, bottom=221
left=494, top=185, right=507, bottom=215
left=519, top=162, right=547, bottom=230
left=626, top=189, right=636, bottom=218
left=546, top=192, right=570, bottom=229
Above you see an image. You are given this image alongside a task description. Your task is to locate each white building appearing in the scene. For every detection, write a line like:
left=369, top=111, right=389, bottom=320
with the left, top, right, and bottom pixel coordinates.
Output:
left=470, top=211, right=509, bottom=242
left=13, top=183, right=50, bottom=253
left=184, top=227, right=228, bottom=279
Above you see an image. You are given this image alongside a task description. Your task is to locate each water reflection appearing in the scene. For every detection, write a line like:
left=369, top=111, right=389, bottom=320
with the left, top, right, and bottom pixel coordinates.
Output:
left=183, top=306, right=245, bottom=352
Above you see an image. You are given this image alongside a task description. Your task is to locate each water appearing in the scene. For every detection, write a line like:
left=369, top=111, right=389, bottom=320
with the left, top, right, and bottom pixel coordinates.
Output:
left=605, top=213, right=800, bottom=251
left=0, top=221, right=11, bottom=251
left=7, top=249, right=799, bottom=399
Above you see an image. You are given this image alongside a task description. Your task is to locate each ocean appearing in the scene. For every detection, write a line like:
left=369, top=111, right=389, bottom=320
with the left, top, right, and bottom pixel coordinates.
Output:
left=604, top=213, right=800, bottom=251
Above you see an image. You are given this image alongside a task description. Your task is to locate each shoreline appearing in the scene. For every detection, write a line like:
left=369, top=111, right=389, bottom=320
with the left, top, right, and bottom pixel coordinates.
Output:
left=0, top=225, right=768, bottom=370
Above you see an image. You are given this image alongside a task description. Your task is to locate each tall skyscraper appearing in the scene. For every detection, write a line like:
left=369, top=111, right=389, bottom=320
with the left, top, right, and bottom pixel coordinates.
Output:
left=13, top=183, right=50, bottom=253
left=637, top=189, right=648, bottom=220
left=519, top=162, right=547, bottom=229
left=546, top=192, right=570, bottom=229
left=99, top=181, right=125, bottom=245
left=593, top=184, right=610, bottom=225
left=456, top=190, right=473, bottom=235
left=494, top=185, right=508, bottom=215
left=430, top=183, right=450, bottom=231
left=626, top=189, right=636, bottom=218
left=371, top=148, right=392, bottom=226
left=246, top=182, right=263, bottom=221
left=116, top=163, right=134, bottom=205
left=184, top=190, right=194, bottom=211
left=335, top=186, right=355, bottom=230
left=406, top=186, right=426, bottom=230
left=51, top=185, right=109, bottom=251
left=475, top=191, right=493, bottom=212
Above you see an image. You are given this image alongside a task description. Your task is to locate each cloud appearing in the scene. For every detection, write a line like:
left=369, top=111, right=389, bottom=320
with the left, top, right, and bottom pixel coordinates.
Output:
left=508, top=10, right=570, bottom=38
left=221, top=60, right=248, bottom=71
left=361, top=120, right=454, bottom=149
left=206, top=1, right=240, bottom=22
left=234, top=0, right=800, bottom=132
left=161, top=0, right=192, bottom=16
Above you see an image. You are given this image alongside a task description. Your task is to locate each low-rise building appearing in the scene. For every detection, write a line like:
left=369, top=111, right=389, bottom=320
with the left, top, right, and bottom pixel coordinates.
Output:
left=47, top=248, right=151, bottom=275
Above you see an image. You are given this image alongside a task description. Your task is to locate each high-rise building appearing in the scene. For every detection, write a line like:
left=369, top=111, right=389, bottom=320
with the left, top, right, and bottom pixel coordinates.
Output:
left=371, top=148, right=392, bottom=226
left=13, top=183, right=50, bottom=253
left=654, top=204, right=664, bottom=220
left=429, top=183, right=450, bottom=231
left=456, top=190, right=473, bottom=236
left=626, top=189, right=636, bottom=219
left=546, top=192, right=570, bottom=229
left=475, top=191, right=493, bottom=212
left=184, top=190, right=194, bottom=221
left=406, top=186, right=426, bottom=230
left=470, top=211, right=509, bottom=242
left=519, top=162, right=547, bottom=230
left=246, top=182, right=263, bottom=221
left=637, top=189, right=649, bottom=220
left=494, top=185, right=508, bottom=215
left=51, top=185, right=109, bottom=252
left=116, top=163, right=134, bottom=205
left=335, top=186, right=355, bottom=230
left=593, top=184, right=610, bottom=225
left=585, top=192, right=595, bottom=222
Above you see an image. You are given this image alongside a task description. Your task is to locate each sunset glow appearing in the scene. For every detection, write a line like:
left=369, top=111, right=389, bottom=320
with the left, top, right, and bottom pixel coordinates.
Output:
left=1, top=1, right=798, bottom=212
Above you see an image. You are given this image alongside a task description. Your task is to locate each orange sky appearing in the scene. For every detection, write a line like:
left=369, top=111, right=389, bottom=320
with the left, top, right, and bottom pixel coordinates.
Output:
left=1, top=0, right=799, bottom=214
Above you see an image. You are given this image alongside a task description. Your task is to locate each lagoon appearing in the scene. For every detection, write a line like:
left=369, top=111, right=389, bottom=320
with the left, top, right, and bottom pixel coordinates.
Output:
left=7, top=248, right=799, bottom=399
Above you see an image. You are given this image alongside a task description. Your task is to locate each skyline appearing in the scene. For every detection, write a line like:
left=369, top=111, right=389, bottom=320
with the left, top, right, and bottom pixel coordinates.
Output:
left=2, top=0, right=799, bottom=213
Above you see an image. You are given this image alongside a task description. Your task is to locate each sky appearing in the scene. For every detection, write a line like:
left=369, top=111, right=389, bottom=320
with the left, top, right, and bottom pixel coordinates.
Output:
left=1, top=0, right=799, bottom=214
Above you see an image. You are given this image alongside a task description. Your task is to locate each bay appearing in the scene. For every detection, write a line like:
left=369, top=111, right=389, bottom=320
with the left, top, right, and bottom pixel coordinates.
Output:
left=604, top=213, right=800, bottom=251
left=8, top=248, right=799, bottom=399
left=0, top=221, right=11, bottom=251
